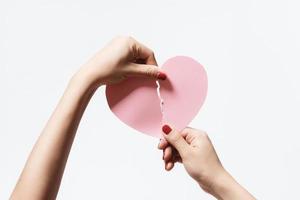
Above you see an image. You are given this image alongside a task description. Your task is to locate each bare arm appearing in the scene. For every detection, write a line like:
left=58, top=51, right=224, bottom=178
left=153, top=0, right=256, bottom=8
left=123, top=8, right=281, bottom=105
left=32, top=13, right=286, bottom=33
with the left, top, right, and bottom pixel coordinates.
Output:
left=10, top=36, right=166, bottom=200
left=10, top=75, right=96, bottom=200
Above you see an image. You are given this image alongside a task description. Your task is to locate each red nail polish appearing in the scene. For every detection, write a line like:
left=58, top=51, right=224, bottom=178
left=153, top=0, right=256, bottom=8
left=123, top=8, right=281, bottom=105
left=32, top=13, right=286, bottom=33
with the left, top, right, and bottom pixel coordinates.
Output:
left=157, top=72, right=167, bottom=80
left=162, top=124, right=172, bottom=134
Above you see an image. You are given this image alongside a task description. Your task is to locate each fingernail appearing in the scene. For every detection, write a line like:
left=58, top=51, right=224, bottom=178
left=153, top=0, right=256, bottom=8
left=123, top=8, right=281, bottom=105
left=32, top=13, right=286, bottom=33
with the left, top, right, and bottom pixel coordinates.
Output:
left=162, top=124, right=172, bottom=134
left=157, top=72, right=167, bottom=80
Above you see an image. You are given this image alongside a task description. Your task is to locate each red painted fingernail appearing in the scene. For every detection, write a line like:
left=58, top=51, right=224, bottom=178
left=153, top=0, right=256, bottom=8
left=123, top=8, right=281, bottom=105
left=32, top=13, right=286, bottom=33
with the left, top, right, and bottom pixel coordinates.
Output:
left=157, top=72, right=167, bottom=80
left=162, top=124, right=172, bottom=134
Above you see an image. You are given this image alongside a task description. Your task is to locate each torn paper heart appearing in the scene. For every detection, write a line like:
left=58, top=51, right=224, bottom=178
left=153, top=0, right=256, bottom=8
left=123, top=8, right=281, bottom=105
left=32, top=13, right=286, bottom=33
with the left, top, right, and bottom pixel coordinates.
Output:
left=105, top=56, right=208, bottom=138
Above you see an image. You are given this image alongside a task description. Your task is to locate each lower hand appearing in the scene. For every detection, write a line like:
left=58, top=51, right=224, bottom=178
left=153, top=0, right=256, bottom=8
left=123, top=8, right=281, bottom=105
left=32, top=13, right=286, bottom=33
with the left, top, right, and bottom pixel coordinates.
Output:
left=158, top=125, right=224, bottom=193
left=158, top=125, right=255, bottom=200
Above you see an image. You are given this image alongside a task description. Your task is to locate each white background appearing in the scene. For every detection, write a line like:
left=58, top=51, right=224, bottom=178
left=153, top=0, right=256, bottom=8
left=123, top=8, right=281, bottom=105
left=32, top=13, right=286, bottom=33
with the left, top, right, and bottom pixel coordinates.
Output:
left=1, top=0, right=300, bottom=199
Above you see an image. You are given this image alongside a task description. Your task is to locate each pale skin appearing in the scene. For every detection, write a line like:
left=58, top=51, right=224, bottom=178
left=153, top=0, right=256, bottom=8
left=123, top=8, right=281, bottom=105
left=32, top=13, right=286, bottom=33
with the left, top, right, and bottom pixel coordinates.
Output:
left=10, top=36, right=255, bottom=200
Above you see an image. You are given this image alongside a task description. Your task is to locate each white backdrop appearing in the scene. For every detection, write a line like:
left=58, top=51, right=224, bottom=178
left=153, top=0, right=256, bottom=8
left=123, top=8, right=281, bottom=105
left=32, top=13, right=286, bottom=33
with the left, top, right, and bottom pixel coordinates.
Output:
left=1, top=0, right=300, bottom=199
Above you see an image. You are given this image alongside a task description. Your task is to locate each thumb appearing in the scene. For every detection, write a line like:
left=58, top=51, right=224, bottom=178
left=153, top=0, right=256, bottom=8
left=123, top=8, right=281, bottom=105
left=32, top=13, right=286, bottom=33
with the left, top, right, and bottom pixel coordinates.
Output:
left=127, top=63, right=167, bottom=80
left=162, top=124, right=190, bottom=157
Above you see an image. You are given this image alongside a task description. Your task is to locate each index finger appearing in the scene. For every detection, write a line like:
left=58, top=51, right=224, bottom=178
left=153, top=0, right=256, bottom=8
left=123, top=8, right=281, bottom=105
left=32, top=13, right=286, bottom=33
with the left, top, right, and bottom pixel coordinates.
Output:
left=129, top=37, right=158, bottom=65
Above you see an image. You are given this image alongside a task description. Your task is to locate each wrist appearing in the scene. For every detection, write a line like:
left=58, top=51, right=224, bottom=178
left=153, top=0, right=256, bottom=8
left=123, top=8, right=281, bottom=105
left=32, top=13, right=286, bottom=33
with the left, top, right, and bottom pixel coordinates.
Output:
left=208, top=169, right=235, bottom=199
left=195, top=167, right=237, bottom=199
left=71, top=67, right=104, bottom=91
left=208, top=169, right=254, bottom=200
left=68, top=71, right=99, bottom=100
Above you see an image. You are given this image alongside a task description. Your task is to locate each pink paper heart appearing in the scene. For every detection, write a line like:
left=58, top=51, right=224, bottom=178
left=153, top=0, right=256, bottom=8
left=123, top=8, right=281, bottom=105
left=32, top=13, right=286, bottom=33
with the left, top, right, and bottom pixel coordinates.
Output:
left=106, top=56, right=208, bottom=138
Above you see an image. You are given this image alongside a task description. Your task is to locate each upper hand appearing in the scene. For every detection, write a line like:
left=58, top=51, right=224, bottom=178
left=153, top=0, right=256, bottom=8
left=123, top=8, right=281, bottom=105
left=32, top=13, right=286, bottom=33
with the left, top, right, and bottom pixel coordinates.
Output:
left=75, top=36, right=166, bottom=88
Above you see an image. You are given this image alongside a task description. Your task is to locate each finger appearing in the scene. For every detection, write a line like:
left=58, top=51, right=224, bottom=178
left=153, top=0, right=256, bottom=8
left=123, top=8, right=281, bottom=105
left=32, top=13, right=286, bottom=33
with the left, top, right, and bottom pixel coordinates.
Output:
left=163, top=146, right=173, bottom=162
left=173, top=150, right=182, bottom=163
left=162, top=124, right=190, bottom=158
left=181, top=127, right=208, bottom=146
left=173, top=156, right=182, bottom=163
left=168, top=146, right=182, bottom=163
left=129, top=38, right=158, bottom=65
left=181, top=127, right=199, bottom=144
left=165, top=161, right=174, bottom=171
left=126, top=63, right=167, bottom=80
left=158, top=138, right=169, bottom=150
left=172, top=147, right=180, bottom=158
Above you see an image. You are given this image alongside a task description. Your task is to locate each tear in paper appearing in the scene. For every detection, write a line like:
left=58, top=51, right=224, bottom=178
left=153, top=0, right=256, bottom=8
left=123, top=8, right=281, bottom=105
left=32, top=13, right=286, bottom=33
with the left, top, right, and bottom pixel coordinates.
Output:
left=156, top=80, right=164, bottom=125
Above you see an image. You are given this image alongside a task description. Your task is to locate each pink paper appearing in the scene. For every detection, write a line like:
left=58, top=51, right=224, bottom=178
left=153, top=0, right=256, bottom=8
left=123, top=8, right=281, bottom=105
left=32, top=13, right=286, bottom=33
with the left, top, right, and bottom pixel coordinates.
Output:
left=106, top=56, right=208, bottom=138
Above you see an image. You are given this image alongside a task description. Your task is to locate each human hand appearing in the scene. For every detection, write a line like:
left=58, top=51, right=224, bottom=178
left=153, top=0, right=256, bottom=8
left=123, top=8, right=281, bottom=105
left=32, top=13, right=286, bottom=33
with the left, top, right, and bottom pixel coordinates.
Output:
left=74, top=36, right=166, bottom=88
left=158, top=125, right=224, bottom=192
left=158, top=125, right=255, bottom=200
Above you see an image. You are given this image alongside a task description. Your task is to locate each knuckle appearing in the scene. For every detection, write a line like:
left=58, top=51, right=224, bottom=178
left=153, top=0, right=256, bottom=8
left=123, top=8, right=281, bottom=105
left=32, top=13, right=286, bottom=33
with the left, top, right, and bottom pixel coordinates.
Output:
left=113, top=36, right=134, bottom=46
left=183, top=127, right=194, bottom=133
left=194, top=131, right=209, bottom=142
left=199, top=131, right=208, bottom=138
left=117, top=35, right=131, bottom=41
left=125, top=36, right=135, bottom=46
left=187, top=126, right=194, bottom=130
left=126, top=35, right=134, bottom=41
left=113, top=35, right=126, bottom=42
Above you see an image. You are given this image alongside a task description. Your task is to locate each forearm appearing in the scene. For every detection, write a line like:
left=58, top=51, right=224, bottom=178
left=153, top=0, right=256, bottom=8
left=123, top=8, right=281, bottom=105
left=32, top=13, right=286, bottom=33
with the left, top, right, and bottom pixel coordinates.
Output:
left=210, top=170, right=256, bottom=200
left=10, top=72, right=97, bottom=200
